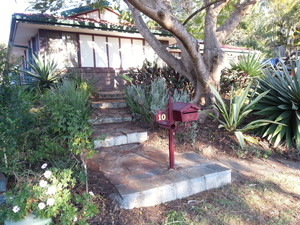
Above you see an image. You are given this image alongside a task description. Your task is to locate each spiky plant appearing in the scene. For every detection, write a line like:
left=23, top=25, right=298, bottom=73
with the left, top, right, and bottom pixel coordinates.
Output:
left=231, top=53, right=265, bottom=77
left=209, top=83, right=273, bottom=149
left=254, top=60, right=300, bottom=150
left=25, top=54, right=62, bottom=91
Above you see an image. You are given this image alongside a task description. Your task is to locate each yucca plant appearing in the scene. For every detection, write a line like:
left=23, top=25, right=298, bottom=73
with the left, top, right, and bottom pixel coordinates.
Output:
left=231, top=53, right=265, bottom=77
left=254, top=60, right=300, bottom=150
left=208, top=83, right=273, bottom=149
left=25, top=53, right=62, bottom=91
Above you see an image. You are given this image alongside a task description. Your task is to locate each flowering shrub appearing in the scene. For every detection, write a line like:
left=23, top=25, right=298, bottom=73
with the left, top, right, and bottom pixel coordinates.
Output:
left=0, top=164, right=98, bottom=224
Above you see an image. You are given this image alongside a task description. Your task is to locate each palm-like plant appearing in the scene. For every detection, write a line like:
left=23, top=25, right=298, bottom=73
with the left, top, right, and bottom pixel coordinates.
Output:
left=25, top=54, right=61, bottom=91
left=254, top=60, right=300, bottom=149
left=208, top=83, right=272, bottom=149
left=231, top=53, right=265, bottom=77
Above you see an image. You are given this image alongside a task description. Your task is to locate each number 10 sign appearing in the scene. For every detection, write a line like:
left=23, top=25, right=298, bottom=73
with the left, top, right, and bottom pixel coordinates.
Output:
left=155, top=110, right=168, bottom=122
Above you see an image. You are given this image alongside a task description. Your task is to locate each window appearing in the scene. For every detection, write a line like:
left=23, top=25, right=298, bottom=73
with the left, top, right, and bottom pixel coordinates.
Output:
left=79, top=34, right=94, bottom=67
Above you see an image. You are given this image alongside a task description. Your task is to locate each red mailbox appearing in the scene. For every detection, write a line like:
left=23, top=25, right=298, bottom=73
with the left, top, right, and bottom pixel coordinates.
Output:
left=155, top=97, right=201, bottom=170
left=173, top=102, right=200, bottom=122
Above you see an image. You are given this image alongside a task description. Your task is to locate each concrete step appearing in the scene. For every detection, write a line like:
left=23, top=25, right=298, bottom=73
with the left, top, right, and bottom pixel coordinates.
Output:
left=92, top=123, right=148, bottom=148
left=90, top=108, right=132, bottom=125
left=86, top=145, right=231, bottom=209
left=86, top=143, right=141, bottom=172
left=98, top=91, right=125, bottom=100
left=92, top=99, right=127, bottom=109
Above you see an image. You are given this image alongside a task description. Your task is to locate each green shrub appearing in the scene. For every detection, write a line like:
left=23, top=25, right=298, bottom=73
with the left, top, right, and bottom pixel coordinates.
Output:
left=208, top=83, right=272, bottom=149
left=65, top=72, right=97, bottom=97
left=220, top=68, right=251, bottom=94
left=125, top=77, right=190, bottom=126
left=121, top=60, right=194, bottom=95
left=231, top=53, right=265, bottom=77
left=175, top=121, right=198, bottom=144
left=0, top=167, right=98, bottom=224
left=42, top=79, right=93, bottom=155
left=254, top=60, right=300, bottom=151
left=0, top=85, right=36, bottom=175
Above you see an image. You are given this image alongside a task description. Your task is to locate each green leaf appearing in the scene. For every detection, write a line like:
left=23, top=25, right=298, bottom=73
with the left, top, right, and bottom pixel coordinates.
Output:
left=235, top=131, right=246, bottom=149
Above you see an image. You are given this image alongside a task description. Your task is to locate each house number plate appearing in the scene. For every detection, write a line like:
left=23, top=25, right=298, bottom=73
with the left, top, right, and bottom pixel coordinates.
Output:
left=155, top=110, right=168, bottom=122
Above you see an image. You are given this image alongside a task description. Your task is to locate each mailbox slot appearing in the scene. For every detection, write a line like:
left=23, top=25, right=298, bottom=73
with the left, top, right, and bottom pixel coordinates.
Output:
left=173, top=102, right=200, bottom=122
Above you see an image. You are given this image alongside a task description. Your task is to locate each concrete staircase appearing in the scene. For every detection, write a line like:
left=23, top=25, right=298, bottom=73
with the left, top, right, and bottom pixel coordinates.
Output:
left=88, top=91, right=231, bottom=210
left=91, top=91, right=148, bottom=149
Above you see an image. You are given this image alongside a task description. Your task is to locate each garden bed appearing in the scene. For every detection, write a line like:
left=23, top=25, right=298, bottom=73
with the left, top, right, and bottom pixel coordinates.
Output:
left=87, top=119, right=300, bottom=225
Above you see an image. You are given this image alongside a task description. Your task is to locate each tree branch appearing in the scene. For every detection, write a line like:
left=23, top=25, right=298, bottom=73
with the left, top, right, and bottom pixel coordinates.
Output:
left=125, top=1, right=188, bottom=77
left=183, top=0, right=225, bottom=26
left=216, top=0, right=259, bottom=42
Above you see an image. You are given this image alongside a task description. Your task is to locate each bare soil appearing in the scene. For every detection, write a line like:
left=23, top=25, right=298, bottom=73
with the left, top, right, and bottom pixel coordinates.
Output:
left=87, top=119, right=300, bottom=225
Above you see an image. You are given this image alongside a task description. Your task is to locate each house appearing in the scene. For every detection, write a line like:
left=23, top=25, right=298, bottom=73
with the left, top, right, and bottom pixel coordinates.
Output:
left=9, top=6, right=254, bottom=91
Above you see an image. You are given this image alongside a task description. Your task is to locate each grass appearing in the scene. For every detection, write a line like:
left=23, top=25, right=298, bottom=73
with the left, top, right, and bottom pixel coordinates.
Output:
left=161, top=171, right=300, bottom=225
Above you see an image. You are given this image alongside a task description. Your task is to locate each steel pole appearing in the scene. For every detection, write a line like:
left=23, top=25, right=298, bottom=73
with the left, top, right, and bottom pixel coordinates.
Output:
left=169, top=128, right=175, bottom=169
left=168, top=95, right=175, bottom=169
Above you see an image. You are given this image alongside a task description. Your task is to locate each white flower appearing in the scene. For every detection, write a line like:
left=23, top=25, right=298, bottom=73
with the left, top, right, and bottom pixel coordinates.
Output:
left=46, top=198, right=55, bottom=206
left=44, top=170, right=52, bottom=179
left=73, top=216, right=78, bottom=222
left=38, top=202, right=46, bottom=210
left=39, top=180, right=48, bottom=188
left=46, top=186, right=56, bottom=195
left=41, top=163, right=48, bottom=169
left=89, top=191, right=94, bottom=196
left=12, top=206, right=20, bottom=213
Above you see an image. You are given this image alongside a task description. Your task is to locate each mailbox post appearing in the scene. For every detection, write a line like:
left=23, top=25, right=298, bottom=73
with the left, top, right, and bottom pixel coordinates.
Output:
left=167, top=97, right=175, bottom=169
left=156, top=96, right=200, bottom=169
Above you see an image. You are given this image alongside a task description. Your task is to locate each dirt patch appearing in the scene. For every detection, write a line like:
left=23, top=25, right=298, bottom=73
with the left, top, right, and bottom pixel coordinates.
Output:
left=87, top=119, right=300, bottom=225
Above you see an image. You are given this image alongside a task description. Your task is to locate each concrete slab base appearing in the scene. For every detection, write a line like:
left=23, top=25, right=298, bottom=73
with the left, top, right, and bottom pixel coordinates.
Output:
left=87, top=146, right=231, bottom=209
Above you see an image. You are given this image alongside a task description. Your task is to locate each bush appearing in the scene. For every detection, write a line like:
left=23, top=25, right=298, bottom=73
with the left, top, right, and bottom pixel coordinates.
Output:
left=208, top=83, right=272, bottom=149
left=42, top=79, right=93, bottom=155
left=0, top=77, right=97, bottom=224
left=220, top=68, right=251, bottom=94
left=0, top=85, right=36, bottom=175
left=121, top=60, right=194, bottom=95
left=0, top=166, right=98, bottom=224
left=254, top=59, right=300, bottom=151
left=125, top=77, right=190, bottom=126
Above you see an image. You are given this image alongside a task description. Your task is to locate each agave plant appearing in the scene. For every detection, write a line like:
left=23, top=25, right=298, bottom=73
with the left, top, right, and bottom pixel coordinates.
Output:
left=208, top=83, right=272, bottom=149
left=254, top=60, right=300, bottom=150
left=25, top=54, right=62, bottom=91
left=231, top=53, right=265, bottom=77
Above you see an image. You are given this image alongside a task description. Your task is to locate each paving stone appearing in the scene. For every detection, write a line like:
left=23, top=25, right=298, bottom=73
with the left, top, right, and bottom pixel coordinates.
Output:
left=88, top=145, right=231, bottom=209
left=127, top=132, right=148, bottom=143
left=175, top=180, right=192, bottom=199
left=91, top=108, right=132, bottom=125
left=205, top=163, right=230, bottom=172
left=92, top=100, right=127, bottom=109
left=178, top=165, right=215, bottom=179
left=160, top=183, right=177, bottom=203
left=98, top=91, right=125, bottom=100
left=181, top=152, right=209, bottom=163
left=189, top=176, right=206, bottom=195
left=94, top=131, right=148, bottom=148
left=205, top=170, right=231, bottom=190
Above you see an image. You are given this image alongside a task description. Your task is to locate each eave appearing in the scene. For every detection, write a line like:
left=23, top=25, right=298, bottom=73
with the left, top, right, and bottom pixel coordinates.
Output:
left=9, top=13, right=173, bottom=57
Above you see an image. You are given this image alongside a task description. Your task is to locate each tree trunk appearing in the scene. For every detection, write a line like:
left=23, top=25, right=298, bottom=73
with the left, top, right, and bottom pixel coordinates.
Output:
left=125, top=0, right=260, bottom=106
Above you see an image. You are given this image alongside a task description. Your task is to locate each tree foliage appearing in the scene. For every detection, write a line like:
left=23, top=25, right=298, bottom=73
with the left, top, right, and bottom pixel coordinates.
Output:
left=226, top=0, right=300, bottom=55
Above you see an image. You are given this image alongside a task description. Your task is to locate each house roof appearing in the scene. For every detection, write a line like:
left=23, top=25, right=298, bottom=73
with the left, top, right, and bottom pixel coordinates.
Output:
left=61, top=5, right=101, bottom=17
left=9, top=9, right=172, bottom=57
left=10, top=13, right=170, bottom=38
